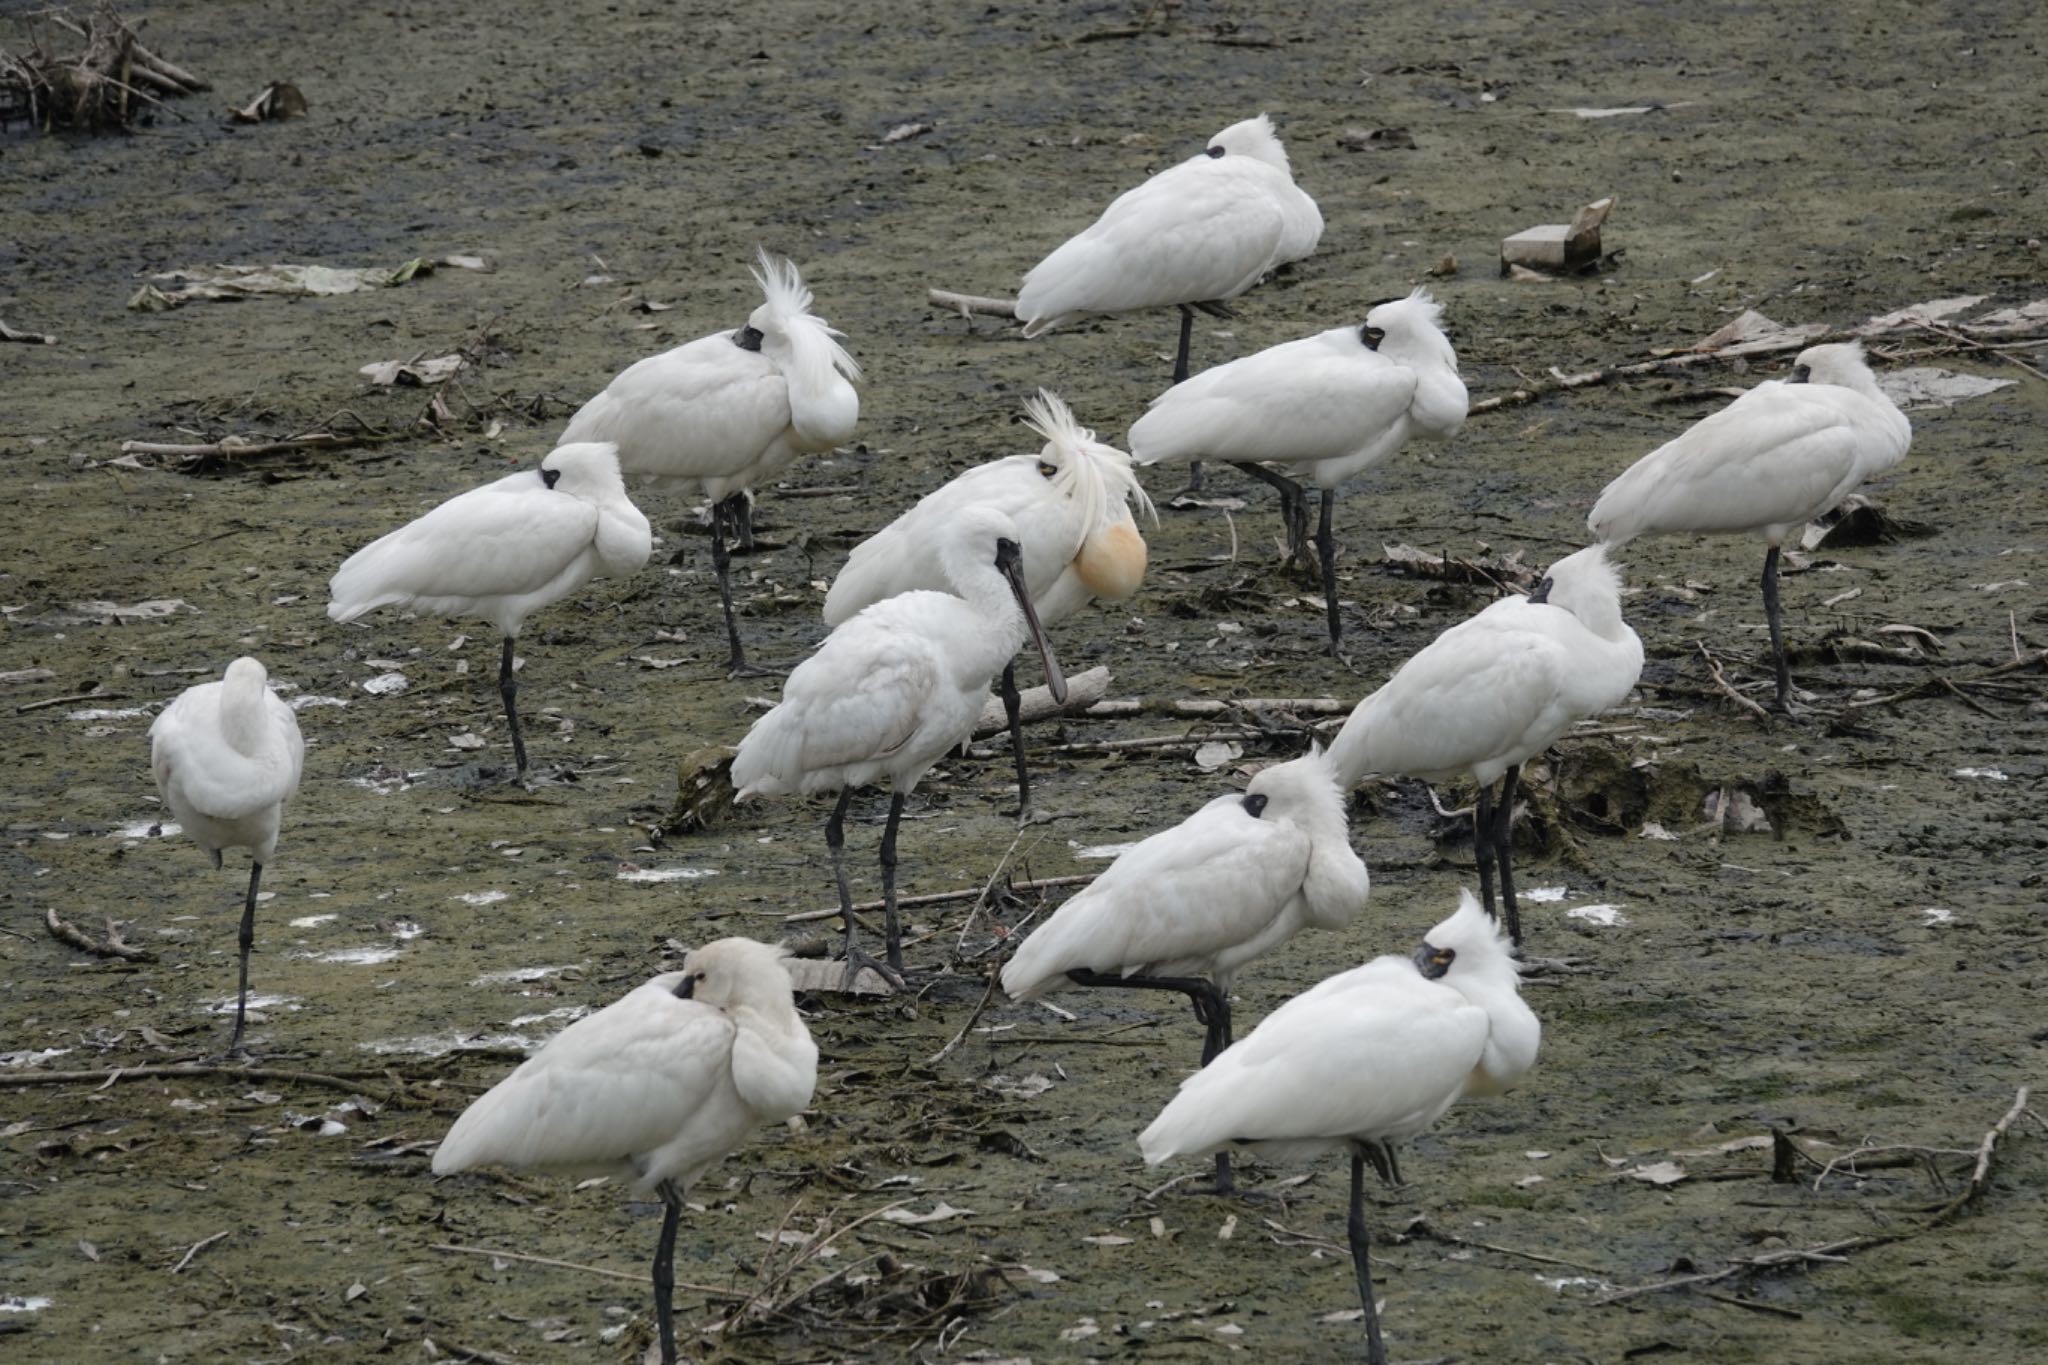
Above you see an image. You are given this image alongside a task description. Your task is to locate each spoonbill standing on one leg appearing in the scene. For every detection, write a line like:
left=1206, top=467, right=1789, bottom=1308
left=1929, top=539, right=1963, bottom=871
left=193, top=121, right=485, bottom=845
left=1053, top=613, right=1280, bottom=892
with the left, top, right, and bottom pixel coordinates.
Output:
left=824, top=391, right=1152, bottom=816
left=1139, top=891, right=1539, bottom=1365
left=1588, top=341, right=1910, bottom=712
left=1130, top=290, right=1467, bottom=649
left=1015, top=114, right=1322, bottom=490
left=1001, top=746, right=1368, bottom=1191
left=327, top=441, right=651, bottom=777
left=1327, top=545, right=1642, bottom=942
left=733, top=506, right=1068, bottom=986
left=560, top=249, right=862, bottom=675
left=148, top=656, right=305, bottom=1054
left=432, top=938, right=817, bottom=1365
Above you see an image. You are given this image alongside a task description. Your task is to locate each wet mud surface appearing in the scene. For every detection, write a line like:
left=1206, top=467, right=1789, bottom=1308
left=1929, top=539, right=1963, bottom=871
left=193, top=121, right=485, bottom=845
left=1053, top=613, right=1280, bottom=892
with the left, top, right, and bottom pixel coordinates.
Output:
left=2, top=2, right=2045, bottom=1362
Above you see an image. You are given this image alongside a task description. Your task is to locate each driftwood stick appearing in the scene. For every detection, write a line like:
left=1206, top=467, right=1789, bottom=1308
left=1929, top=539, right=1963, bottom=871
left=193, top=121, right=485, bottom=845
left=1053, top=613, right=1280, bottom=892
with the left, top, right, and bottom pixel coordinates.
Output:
left=1915, top=319, right=2048, bottom=382
left=1081, top=695, right=1350, bottom=719
left=926, top=288, right=1018, bottom=320
left=18, top=687, right=118, bottom=713
left=1469, top=332, right=1830, bottom=416
left=1, top=319, right=58, bottom=345
left=118, top=431, right=400, bottom=459
left=0, top=1063, right=399, bottom=1103
left=169, top=1229, right=229, bottom=1275
left=788, top=872, right=1096, bottom=924
left=45, top=906, right=155, bottom=962
left=1695, top=641, right=1773, bottom=721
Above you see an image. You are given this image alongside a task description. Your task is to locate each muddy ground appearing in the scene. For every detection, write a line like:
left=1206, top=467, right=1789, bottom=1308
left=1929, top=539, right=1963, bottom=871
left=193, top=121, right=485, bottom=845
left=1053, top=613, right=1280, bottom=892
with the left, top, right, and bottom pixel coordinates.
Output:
left=3, top=1, right=2045, bottom=1361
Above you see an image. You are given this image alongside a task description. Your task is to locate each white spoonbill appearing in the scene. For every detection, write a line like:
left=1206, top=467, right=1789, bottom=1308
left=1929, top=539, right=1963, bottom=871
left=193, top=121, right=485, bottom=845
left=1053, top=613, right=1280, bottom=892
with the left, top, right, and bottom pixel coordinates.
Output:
left=328, top=441, right=651, bottom=777
left=823, top=391, right=1153, bottom=813
left=433, top=937, right=817, bottom=1365
left=560, top=249, right=861, bottom=674
left=1327, top=545, right=1642, bottom=942
left=1139, top=890, right=1539, bottom=1365
left=1129, top=290, right=1467, bottom=649
left=733, top=506, right=1068, bottom=985
left=1017, top=113, right=1320, bottom=488
left=148, top=656, right=305, bottom=1053
left=1001, top=746, right=1368, bottom=1190
left=1588, top=341, right=1910, bottom=711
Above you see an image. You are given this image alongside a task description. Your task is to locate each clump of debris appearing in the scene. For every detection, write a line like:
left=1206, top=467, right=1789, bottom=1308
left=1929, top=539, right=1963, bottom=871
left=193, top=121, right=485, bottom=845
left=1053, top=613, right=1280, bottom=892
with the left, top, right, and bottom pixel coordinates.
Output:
left=1, top=4, right=207, bottom=133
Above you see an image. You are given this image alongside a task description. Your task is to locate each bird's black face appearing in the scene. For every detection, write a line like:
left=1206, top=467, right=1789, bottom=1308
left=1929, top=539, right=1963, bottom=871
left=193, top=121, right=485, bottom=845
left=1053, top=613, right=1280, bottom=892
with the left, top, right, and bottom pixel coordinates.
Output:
left=1359, top=323, right=1386, bottom=350
left=1241, top=792, right=1269, bottom=817
left=1037, top=460, right=1058, bottom=479
left=672, top=970, right=705, bottom=1000
left=734, top=325, right=765, bottom=352
left=1205, top=144, right=1225, bottom=159
left=1527, top=575, right=1554, bottom=605
left=1789, top=363, right=1812, bottom=384
left=540, top=466, right=562, bottom=490
left=993, top=536, right=1023, bottom=573
left=1412, top=940, right=1455, bottom=979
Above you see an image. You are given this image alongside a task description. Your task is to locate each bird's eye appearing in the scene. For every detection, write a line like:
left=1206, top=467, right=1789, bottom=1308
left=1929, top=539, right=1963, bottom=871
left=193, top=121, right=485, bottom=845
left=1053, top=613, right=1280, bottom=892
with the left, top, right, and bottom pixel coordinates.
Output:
left=1241, top=793, right=1268, bottom=817
left=541, top=467, right=562, bottom=490
left=1037, top=460, right=1058, bottom=478
left=1205, top=144, right=1225, bottom=158
left=1360, top=324, right=1386, bottom=349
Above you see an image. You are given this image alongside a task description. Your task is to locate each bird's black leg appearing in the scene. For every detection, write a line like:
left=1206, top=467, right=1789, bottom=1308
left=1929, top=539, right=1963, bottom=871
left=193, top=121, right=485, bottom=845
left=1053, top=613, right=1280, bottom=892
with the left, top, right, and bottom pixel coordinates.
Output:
left=733, top=494, right=756, bottom=552
left=652, top=1181, right=682, bottom=1365
left=1474, top=781, right=1498, bottom=922
left=497, top=636, right=528, bottom=776
left=999, top=662, right=1033, bottom=819
left=227, top=861, right=263, bottom=1055
left=1761, top=544, right=1792, bottom=712
left=709, top=495, right=753, bottom=677
left=879, top=791, right=908, bottom=975
left=1065, top=969, right=1239, bottom=1191
left=1315, top=488, right=1341, bottom=653
left=1349, top=1150, right=1390, bottom=1365
left=1229, top=461, right=1311, bottom=567
left=1495, top=763, right=1523, bottom=946
left=1174, top=304, right=1204, bottom=493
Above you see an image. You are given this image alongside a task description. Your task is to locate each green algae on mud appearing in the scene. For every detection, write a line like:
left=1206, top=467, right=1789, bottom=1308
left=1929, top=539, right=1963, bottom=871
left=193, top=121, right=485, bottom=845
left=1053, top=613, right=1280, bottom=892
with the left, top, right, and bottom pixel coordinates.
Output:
left=4, top=1, right=2046, bottom=1362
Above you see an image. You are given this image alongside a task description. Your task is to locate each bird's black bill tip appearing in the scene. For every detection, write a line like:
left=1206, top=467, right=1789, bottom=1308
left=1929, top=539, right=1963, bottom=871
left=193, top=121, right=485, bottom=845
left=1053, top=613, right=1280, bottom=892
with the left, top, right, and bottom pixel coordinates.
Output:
left=1527, top=575, right=1555, bottom=605
left=1412, top=941, right=1455, bottom=979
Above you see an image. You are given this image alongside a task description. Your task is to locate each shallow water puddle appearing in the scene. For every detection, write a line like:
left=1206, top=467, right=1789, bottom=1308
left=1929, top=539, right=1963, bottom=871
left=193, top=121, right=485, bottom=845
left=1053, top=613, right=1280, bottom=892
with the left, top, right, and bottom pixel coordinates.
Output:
left=471, top=963, right=582, bottom=986
left=615, top=866, right=720, bottom=882
left=110, top=818, right=181, bottom=839
left=0, top=1296, right=53, bottom=1314
left=289, top=913, right=338, bottom=928
left=300, top=946, right=402, bottom=965
left=1072, top=842, right=1138, bottom=860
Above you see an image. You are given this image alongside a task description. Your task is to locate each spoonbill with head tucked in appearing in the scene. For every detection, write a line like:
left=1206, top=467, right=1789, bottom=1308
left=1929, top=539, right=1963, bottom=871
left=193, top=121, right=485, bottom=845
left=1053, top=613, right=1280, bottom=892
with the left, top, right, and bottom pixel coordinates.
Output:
left=328, top=441, right=652, bottom=777
left=1588, top=341, right=1909, bottom=711
left=1017, top=114, right=1320, bottom=485
left=148, top=656, right=305, bottom=1054
left=1129, top=290, right=1467, bottom=649
left=560, top=249, right=861, bottom=675
left=824, top=391, right=1152, bottom=815
left=433, top=937, right=817, bottom=1365
left=1139, top=890, right=1538, bottom=1365
left=1001, top=745, right=1368, bottom=1190
left=1327, top=545, right=1642, bottom=942
left=733, top=506, right=1068, bottom=986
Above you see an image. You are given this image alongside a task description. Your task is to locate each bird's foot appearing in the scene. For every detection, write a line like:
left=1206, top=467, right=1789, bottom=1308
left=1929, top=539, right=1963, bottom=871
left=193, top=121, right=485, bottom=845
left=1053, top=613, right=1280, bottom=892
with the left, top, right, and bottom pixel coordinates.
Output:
left=838, top=945, right=906, bottom=994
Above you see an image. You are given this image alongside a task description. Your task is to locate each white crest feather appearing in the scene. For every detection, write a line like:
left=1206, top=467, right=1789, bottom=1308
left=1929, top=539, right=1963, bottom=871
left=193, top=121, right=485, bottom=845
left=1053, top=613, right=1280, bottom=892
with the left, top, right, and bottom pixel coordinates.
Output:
left=1022, top=389, right=1157, bottom=534
left=749, top=248, right=863, bottom=384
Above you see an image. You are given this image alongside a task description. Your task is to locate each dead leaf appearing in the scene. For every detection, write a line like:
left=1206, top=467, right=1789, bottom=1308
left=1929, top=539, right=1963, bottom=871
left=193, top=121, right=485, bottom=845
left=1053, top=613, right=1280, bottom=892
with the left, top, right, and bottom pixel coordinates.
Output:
left=1081, top=1234, right=1133, bottom=1247
left=358, top=354, right=466, bottom=387
left=1876, top=366, right=2015, bottom=411
left=226, top=81, right=309, bottom=125
left=1193, top=740, right=1242, bottom=771
left=1626, top=1161, right=1689, bottom=1186
left=880, top=1201, right=975, bottom=1226
left=1692, top=310, right=1829, bottom=356
left=1857, top=295, right=1989, bottom=334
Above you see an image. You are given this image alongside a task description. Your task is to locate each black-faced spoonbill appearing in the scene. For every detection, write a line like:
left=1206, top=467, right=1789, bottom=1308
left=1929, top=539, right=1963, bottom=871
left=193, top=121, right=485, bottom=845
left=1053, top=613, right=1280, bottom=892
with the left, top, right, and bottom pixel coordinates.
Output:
left=1129, top=290, right=1467, bottom=649
left=1017, top=114, right=1320, bottom=485
left=327, top=441, right=651, bottom=777
left=560, top=249, right=861, bottom=675
left=1138, top=891, right=1539, bottom=1365
left=1588, top=341, right=1911, bottom=711
left=1327, top=545, right=1642, bottom=942
left=147, top=656, right=305, bottom=1054
left=1000, top=746, right=1368, bottom=1190
left=432, top=937, right=817, bottom=1365
left=823, top=391, right=1152, bottom=815
left=732, top=506, right=1068, bottom=987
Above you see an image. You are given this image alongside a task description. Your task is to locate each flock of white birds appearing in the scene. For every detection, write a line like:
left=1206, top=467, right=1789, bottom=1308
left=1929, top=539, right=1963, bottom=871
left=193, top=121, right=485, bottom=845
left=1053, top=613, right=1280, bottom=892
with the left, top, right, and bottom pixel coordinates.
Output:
left=140, top=112, right=1914, bottom=1363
